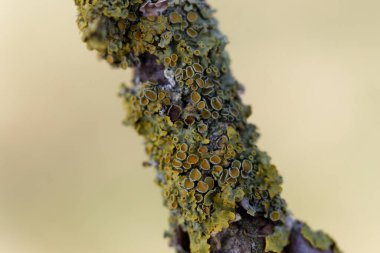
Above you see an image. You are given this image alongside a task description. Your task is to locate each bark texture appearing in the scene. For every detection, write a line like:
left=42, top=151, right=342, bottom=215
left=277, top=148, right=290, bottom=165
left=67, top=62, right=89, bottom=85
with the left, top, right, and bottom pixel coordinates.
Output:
left=74, top=0, right=341, bottom=252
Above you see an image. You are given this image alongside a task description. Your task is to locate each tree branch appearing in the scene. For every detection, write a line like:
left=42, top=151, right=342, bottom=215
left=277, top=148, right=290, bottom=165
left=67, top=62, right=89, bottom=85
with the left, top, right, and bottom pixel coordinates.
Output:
left=74, top=0, right=341, bottom=252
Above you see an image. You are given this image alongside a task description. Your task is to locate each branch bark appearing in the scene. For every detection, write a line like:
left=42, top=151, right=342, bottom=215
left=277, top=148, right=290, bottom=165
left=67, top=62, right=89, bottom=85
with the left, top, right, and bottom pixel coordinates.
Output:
left=74, top=0, right=341, bottom=252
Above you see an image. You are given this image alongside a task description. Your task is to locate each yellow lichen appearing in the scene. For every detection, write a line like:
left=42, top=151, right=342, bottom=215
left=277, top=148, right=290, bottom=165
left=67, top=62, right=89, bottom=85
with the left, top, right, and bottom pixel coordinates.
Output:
left=75, top=0, right=298, bottom=251
left=189, top=168, right=202, bottom=181
left=196, top=181, right=209, bottom=193
left=300, top=223, right=337, bottom=251
left=265, top=226, right=290, bottom=253
left=169, top=12, right=182, bottom=24
left=187, top=11, right=199, bottom=23
left=200, top=159, right=210, bottom=171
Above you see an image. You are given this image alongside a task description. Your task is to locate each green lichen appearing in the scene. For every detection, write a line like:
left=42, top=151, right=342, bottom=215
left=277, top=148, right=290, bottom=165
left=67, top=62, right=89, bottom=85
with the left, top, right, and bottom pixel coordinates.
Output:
left=264, top=226, right=290, bottom=253
left=75, top=1, right=339, bottom=252
left=301, top=223, right=341, bottom=253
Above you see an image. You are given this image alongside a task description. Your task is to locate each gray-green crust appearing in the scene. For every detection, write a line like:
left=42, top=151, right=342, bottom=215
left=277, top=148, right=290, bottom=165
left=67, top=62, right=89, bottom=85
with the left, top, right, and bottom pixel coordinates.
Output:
left=74, top=1, right=341, bottom=252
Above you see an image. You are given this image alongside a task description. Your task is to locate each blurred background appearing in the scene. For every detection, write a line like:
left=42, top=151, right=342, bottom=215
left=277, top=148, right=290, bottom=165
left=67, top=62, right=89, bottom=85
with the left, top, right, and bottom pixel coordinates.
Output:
left=1, top=0, right=379, bottom=252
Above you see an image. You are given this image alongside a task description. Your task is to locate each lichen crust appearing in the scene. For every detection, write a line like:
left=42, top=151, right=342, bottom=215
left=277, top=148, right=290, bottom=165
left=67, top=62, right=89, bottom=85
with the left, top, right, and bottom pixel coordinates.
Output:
left=75, top=1, right=341, bottom=252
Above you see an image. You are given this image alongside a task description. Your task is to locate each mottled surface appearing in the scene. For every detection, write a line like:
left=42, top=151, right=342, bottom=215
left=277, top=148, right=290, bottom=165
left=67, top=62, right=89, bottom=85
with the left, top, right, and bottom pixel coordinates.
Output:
left=285, top=222, right=334, bottom=253
left=75, top=0, right=341, bottom=252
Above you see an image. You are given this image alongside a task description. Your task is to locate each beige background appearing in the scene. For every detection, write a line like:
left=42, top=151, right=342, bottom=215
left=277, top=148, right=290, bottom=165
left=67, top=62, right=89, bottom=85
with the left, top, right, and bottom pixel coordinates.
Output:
left=1, top=0, right=379, bottom=252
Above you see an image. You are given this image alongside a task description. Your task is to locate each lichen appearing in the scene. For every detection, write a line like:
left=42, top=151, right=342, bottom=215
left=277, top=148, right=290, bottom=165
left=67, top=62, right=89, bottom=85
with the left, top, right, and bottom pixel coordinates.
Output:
left=300, top=223, right=341, bottom=253
left=75, top=1, right=340, bottom=252
left=265, top=226, right=290, bottom=253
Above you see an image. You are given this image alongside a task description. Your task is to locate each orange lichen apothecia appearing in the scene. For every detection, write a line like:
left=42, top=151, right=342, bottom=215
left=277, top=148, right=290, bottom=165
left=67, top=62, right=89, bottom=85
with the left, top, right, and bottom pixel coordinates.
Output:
left=75, top=0, right=341, bottom=252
